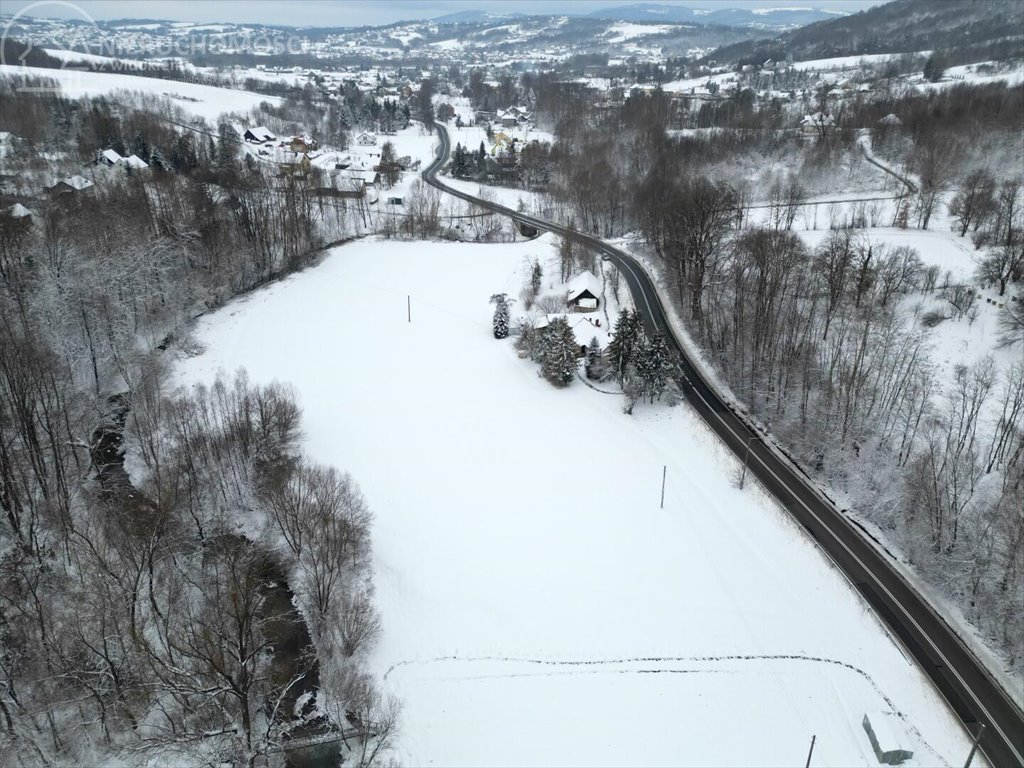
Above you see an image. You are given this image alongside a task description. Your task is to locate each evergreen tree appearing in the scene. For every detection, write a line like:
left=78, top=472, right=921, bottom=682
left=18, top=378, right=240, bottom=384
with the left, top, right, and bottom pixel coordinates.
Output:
left=923, top=53, right=947, bottom=83
left=584, top=337, right=606, bottom=381
left=148, top=146, right=166, bottom=172
left=216, top=122, right=237, bottom=175
left=531, top=260, right=542, bottom=295
left=637, top=332, right=673, bottom=402
left=541, top=317, right=578, bottom=387
left=131, top=131, right=149, bottom=159
left=477, top=141, right=487, bottom=176
left=606, top=309, right=642, bottom=383
left=170, top=134, right=198, bottom=173
left=452, top=142, right=469, bottom=178
left=490, top=293, right=510, bottom=339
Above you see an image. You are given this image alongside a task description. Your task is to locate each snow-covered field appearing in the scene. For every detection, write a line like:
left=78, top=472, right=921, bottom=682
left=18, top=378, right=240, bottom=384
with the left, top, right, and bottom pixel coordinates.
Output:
left=796, top=227, right=980, bottom=282
left=172, top=235, right=977, bottom=766
left=790, top=52, right=931, bottom=72
left=605, top=22, right=676, bottom=42
left=0, top=64, right=280, bottom=121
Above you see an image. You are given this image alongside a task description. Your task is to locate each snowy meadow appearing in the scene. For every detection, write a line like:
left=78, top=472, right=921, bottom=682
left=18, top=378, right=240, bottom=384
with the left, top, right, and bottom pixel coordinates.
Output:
left=173, top=236, right=977, bottom=766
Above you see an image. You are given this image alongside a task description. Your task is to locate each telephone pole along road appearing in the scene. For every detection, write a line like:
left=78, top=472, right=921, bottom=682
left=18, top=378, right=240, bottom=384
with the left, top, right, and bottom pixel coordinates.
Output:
left=420, top=121, right=1024, bottom=768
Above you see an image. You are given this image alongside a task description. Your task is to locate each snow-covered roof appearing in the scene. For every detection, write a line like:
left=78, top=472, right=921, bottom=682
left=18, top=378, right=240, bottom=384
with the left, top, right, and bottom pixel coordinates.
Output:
left=566, top=270, right=601, bottom=302
left=311, top=151, right=352, bottom=169
left=272, top=148, right=306, bottom=165
left=801, top=112, right=834, bottom=126
left=7, top=203, right=31, bottom=218
left=101, top=148, right=123, bottom=164
left=346, top=167, right=378, bottom=184
left=878, top=113, right=903, bottom=126
left=52, top=175, right=94, bottom=191
left=246, top=125, right=276, bottom=141
left=535, top=313, right=607, bottom=347
left=863, top=712, right=910, bottom=753
left=124, top=154, right=149, bottom=169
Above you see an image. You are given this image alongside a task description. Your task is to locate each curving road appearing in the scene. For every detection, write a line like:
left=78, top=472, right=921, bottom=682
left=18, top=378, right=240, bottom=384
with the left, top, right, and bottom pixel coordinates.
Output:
left=421, top=122, right=1024, bottom=768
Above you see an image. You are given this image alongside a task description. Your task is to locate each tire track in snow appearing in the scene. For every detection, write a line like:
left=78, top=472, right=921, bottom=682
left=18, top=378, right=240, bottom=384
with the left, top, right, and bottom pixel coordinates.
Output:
left=384, top=652, right=949, bottom=763
left=384, top=652, right=897, bottom=709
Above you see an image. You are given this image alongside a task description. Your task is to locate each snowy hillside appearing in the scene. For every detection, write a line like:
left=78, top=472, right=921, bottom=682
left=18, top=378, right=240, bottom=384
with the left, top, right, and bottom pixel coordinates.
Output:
left=0, top=64, right=279, bottom=121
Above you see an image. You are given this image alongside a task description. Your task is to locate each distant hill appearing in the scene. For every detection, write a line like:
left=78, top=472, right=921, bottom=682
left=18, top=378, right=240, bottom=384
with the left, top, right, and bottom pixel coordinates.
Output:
left=431, top=10, right=518, bottom=24
left=586, top=3, right=846, bottom=30
left=705, top=0, right=1024, bottom=65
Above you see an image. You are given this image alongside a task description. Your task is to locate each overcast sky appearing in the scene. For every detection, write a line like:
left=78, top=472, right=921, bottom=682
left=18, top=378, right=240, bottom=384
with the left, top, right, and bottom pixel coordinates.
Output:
left=5, top=0, right=886, bottom=28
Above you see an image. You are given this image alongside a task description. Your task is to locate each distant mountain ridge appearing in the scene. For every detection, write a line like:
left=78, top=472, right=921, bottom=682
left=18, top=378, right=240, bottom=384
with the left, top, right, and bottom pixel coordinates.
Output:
left=432, top=4, right=846, bottom=31
left=704, top=0, right=1024, bottom=64
left=586, top=3, right=846, bottom=28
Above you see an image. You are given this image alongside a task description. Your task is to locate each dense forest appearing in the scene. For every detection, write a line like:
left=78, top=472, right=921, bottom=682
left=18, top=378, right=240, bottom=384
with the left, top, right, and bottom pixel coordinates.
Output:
left=0, top=78, right=399, bottom=766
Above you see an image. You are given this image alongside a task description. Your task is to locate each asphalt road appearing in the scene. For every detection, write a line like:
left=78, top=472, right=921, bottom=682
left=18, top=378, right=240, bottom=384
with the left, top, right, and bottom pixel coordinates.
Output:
left=421, top=122, right=1024, bottom=768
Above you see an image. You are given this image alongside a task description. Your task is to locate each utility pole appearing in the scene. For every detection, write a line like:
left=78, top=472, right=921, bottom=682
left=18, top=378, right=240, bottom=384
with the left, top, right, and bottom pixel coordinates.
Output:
left=407, top=295, right=411, bottom=323
left=660, top=465, right=667, bottom=509
left=804, top=735, right=816, bottom=768
left=963, top=723, right=985, bottom=768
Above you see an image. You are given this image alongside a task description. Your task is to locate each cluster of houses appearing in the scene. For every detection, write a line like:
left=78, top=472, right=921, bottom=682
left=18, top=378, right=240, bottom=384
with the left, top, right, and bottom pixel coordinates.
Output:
left=234, top=123, right=395, bottom=189
left=470, top=105, right=535, bottom=129
left=98, top=149, right=150, bottom=170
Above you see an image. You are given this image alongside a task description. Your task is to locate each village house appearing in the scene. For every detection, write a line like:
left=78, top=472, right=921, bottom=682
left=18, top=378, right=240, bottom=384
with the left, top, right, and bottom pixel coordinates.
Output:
left=123, top=154, right=149, bottom=170
left=100, top=148, right=123, bottom=166
left=98, top=149, right=149, bottom=170
left=436, top=103, right=457, bottom=121
left=489, top=132, right=515, bottom=156
left=47, top=175, right=94, bottom=196
left=5, top=203, right=33, bottom=225
left=340, top=162, right=380, bottom=188
left=566, top=270, right=601, bottom=311
left=355, top=131, right=378, bottom=146
left=272, top=148, right=311, bottom=176
left=533, top=313, right=606, bottom=356
left=800, top=112, right=835, bottom=135
left=243, top=126, right=277, bottom=144
left=289, top=135, right=317, bottom=153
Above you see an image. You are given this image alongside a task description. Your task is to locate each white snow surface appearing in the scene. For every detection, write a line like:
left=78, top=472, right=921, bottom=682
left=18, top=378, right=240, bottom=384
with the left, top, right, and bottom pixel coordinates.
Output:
left=605, top=22, right=676, bottom=42
left=0, top=64, right=280, bottom=121
left=172, top=236, right=976, bottom=767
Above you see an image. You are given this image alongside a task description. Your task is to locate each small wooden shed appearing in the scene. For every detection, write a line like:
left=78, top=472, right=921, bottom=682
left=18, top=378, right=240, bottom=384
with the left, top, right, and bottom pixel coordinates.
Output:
left=863, top=712, right=914, bottom=765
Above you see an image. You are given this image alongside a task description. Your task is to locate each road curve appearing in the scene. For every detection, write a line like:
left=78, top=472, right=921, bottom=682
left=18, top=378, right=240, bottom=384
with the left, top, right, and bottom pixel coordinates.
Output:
left=421, top=121, right=1024, bottom=768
